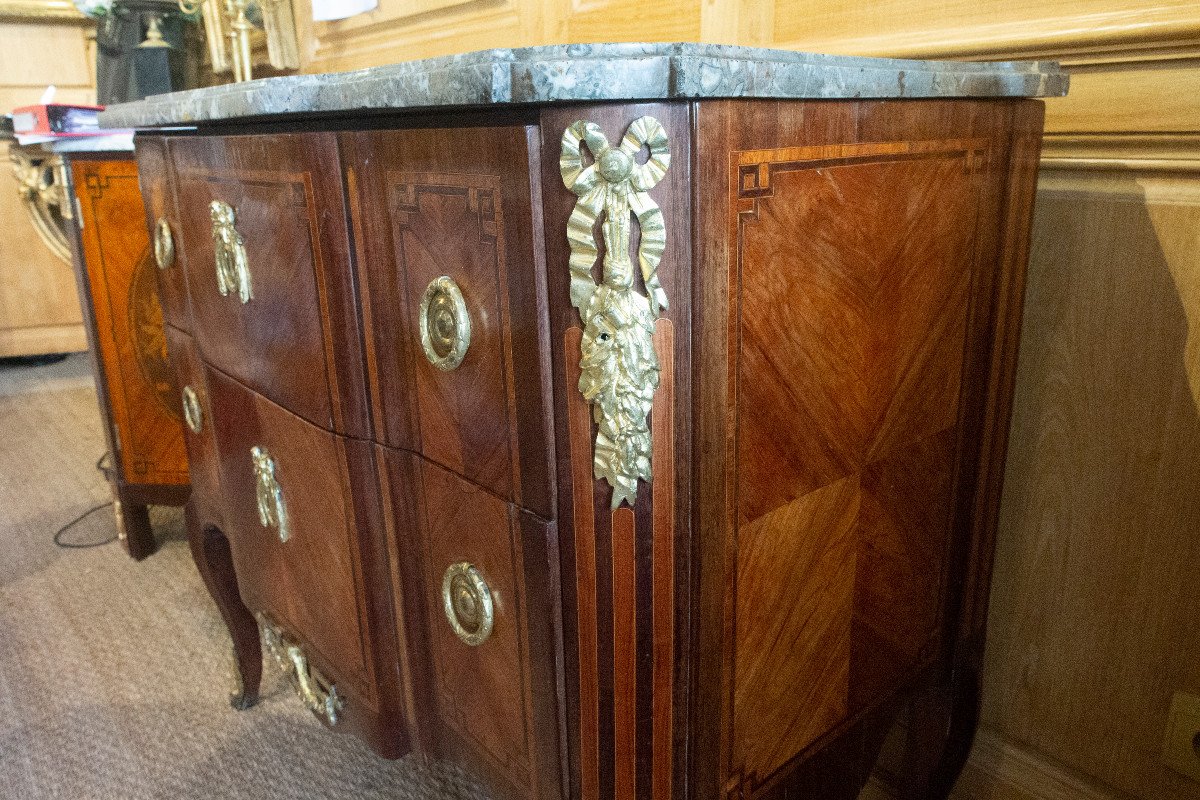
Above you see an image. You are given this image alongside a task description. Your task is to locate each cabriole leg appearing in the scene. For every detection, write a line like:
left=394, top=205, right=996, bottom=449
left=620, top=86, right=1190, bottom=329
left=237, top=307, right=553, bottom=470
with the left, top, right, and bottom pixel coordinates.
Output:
left=184, top=501, right=262, bottom=710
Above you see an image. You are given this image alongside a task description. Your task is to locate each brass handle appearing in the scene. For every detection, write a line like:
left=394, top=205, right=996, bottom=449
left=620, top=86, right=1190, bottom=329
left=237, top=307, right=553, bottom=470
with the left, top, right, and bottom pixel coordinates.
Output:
left=181, top=385, right=203, bottom=434
left=259, top=614, right=343, bottom=726
left=419, top=276, right=471, bottom=371
left=210, top=200, right=253, bottom=304
left=250, top=445, right=289, bottom=543
left=442, top=562, right=494, bottom=646
left=153, top=218, right=175, bottom=270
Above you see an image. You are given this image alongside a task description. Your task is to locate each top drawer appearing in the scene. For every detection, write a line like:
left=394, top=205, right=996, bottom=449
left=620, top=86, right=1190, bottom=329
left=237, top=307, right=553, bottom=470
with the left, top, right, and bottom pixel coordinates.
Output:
left=168, top=134, right=370, bottom=437
left=342, top=126, right=553, bottom=518
left=135, top=136, right=189, bottom=332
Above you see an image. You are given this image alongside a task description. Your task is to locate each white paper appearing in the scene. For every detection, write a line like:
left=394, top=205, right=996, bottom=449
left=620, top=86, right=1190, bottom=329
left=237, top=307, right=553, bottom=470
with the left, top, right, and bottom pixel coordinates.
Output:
left=311, top=0, right=376, bottom=22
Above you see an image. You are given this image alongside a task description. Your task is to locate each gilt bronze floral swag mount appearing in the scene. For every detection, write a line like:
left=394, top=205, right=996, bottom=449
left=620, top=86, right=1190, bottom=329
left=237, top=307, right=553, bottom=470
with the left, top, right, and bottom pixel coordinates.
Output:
left=560, top=116, right=670, bottom=510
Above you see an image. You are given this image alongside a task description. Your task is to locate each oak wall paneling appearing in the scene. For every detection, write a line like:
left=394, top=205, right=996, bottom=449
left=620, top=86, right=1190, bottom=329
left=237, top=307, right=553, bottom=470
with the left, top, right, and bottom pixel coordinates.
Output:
left=0, top=19, right=95, bottom=357
left=978, top=166, right=1200, bottom=800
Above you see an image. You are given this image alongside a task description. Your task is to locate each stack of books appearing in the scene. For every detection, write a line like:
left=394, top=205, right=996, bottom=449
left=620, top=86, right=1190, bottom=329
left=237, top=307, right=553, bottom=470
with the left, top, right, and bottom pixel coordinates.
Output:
left=8, top=102, right=118, bottom=146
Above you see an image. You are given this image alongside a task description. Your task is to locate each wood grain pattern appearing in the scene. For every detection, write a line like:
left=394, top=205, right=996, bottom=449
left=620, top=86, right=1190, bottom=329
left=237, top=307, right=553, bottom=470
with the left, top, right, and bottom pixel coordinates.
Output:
left=416, top=459, right=537, bottom=794
left=0, top=19, right=90, bottom=357
left=729, top=136, right=985, bottom=791
left=133, top=94, right=1047, bottom=800
left=341, top=126, right=553, bottom=518
left=732, top=476, right=858, bottom=785
left=169, top=134, right=370, bottom=438
left=650, top=319, right=676, bottom=800
left=204, top=366, right=407, bottom=756
left=164, top=326, right=220, bottom=519
left=136, top=137, right=190, bottom=332
left=206, top=366, right=374, bottom=697
left=689, top=98, right=1042, bottom=800
left=982, top=169, right=1200, bottom=800
left=72, top=158, right=188, bottom=488
left=734, top=139, right=982, bottom=518
left=611, top=506, right=637, bottom=800
left=566, top=325, right=600, bottom=800
left=393, top=171, right=517, bottom=501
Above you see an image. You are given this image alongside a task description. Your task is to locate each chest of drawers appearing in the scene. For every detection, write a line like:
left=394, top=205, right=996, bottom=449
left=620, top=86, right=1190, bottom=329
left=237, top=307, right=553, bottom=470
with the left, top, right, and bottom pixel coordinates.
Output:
left=108, top=43, right=1067, bottom=800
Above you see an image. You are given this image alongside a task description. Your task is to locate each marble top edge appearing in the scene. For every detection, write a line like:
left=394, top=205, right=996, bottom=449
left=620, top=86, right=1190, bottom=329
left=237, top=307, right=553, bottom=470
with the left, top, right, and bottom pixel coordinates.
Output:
left=99, top=42, right=1068, bottom=130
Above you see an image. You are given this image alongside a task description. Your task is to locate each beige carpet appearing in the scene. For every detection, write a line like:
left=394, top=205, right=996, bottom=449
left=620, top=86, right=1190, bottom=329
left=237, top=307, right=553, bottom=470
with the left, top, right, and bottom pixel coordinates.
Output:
left=0, top=353, right=491, bottom=800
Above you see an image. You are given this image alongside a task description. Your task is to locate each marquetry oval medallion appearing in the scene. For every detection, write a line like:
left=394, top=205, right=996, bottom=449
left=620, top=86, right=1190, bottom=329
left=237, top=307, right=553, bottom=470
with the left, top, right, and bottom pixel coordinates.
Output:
left=127, top=246, right=180, bottom=419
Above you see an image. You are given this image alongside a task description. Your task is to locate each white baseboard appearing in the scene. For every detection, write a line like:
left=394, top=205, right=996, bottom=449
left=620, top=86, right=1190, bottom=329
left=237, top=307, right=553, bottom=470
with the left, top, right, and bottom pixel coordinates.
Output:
left=954, top=729, right=1123, bottom=800
left=862, top=728, right=1125, bottom=800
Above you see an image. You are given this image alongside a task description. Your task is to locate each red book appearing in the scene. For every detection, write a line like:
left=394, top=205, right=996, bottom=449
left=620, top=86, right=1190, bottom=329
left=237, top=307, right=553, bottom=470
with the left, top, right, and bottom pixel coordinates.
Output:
left=11, top=103, right=104, bottom=136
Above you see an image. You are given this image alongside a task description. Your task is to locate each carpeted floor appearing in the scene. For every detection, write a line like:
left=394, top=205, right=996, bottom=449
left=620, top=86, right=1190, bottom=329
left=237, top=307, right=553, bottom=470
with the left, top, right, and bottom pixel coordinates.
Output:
left=0, top=353, right=491, bottom=800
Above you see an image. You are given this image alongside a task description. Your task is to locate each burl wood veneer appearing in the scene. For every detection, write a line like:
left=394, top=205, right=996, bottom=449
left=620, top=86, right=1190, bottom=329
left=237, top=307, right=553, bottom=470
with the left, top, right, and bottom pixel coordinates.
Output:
left=118, top=42, right=1060, bottom=800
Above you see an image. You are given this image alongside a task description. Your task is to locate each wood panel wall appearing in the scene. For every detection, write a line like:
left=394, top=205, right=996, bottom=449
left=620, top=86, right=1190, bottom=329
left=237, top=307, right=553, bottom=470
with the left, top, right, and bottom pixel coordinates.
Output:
left=291, top=2, right=1200, bottom=799
left=0, top=18, right=94, bottom=357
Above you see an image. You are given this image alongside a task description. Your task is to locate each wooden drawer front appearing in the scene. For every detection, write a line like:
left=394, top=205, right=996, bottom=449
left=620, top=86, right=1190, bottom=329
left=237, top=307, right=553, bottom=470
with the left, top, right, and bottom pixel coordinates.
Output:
left=134, top=137, right=189, bottom=332
left=343, top=127, right=552, bottom=517
left=409, top=459, right=559, bottom=799
left=164, top=326, right=218, bottom=510
left=169, top=134, right=368, bottom=436
left=206, top=366, right=373, bottom=700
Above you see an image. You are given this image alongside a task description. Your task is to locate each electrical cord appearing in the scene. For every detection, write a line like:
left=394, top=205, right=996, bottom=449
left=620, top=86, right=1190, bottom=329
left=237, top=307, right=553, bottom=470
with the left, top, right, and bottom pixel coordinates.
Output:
left=52, top=452, right=118, bottom=549
left=53, top=503, right=116, bottom=548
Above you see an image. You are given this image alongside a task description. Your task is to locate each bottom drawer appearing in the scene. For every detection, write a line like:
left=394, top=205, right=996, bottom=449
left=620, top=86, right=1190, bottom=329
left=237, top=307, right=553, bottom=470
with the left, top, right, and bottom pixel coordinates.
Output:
left=382, top=452, right=562, bottom=800
left=206, top=367, right=376, bottom=708
left=164, top=326, right=219, bottom=521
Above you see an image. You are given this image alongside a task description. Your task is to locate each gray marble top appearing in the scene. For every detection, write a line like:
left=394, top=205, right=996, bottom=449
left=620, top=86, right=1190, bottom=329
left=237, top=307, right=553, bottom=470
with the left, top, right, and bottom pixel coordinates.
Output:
left=42, top=133, right=135, bottom=152
left=99, top=42, right=1068, bottom=130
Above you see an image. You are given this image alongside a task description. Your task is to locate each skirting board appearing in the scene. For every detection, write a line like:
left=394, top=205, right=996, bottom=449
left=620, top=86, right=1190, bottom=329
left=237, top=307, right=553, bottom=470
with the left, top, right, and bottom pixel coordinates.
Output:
left=861, top=728, right=1127, bottom=800
left=0, top=324, right=87, bottom=358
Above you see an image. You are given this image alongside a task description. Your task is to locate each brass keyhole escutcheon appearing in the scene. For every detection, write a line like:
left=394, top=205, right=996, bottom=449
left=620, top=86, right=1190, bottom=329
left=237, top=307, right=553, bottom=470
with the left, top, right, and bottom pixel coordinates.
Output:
left=419, top=276, right=470, bottom=371
left=154, top=218, right=175, bottom=270
left=442, top=562, right=493, bottom=646
left=181, top=385, right=203, bottom=434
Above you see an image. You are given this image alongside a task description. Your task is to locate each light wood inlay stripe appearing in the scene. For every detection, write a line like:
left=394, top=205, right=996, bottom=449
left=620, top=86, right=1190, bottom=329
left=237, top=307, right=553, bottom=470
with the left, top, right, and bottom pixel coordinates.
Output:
left=611, top=506, right=638, bottom=800
left=565, top=326, right=600, bottom=800
left=651, top=319, right=676, bottom=800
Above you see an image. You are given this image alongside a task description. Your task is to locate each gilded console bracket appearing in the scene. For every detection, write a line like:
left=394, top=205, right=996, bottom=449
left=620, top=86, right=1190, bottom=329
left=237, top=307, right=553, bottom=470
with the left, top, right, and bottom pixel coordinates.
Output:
left=258, top=614, right=343, bottom=726
left=560, top=116, right=670, bottom=509
left=10, top=148, right=72, bottom=264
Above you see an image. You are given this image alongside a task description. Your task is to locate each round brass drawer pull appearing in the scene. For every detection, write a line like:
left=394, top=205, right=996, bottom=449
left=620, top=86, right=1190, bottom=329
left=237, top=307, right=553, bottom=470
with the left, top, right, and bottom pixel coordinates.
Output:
left=442, top=562, right=493, bottom=646
left=181, top=385, right=203, bottom=434
left=154, top=218, right=175, bottom=270
left=419, top=276, right=471, bottom=371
